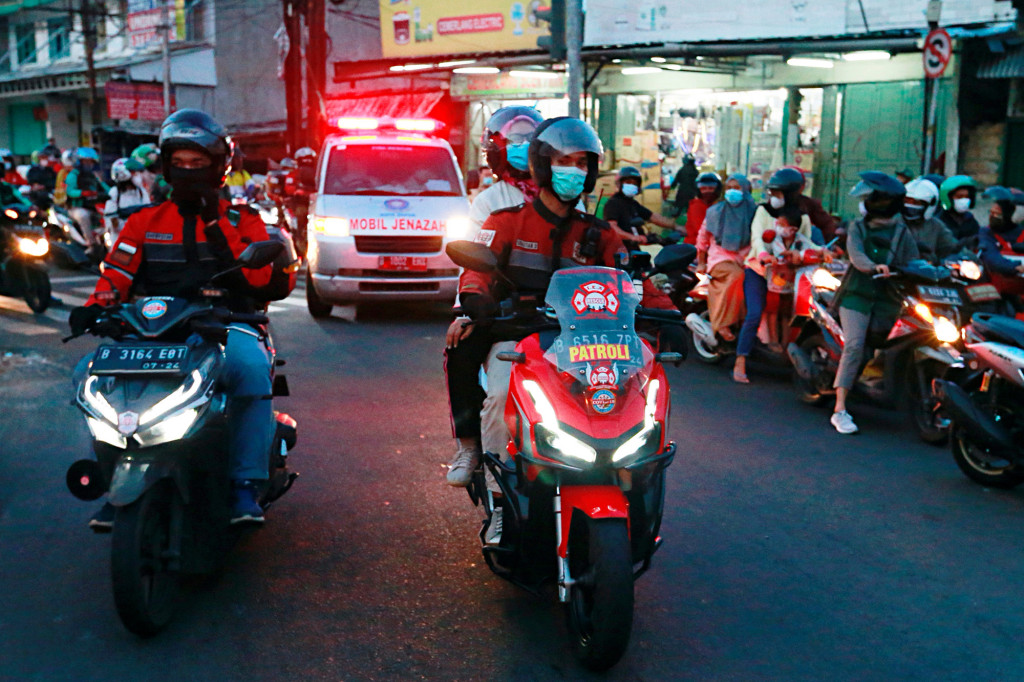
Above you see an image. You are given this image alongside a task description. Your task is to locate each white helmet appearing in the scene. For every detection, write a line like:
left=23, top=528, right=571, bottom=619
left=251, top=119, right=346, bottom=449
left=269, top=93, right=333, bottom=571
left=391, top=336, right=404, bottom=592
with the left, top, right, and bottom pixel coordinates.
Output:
left=904, top=177, right=940, bottom=220
left=110, top=157, right=131, bottom=183
left=61, top=149, right=77, bottom=166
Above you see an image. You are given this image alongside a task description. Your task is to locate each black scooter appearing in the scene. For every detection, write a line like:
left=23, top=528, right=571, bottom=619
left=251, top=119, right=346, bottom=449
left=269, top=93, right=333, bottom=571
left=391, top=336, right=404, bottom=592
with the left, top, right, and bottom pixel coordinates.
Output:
left=0, top=203, right=52, bottom=312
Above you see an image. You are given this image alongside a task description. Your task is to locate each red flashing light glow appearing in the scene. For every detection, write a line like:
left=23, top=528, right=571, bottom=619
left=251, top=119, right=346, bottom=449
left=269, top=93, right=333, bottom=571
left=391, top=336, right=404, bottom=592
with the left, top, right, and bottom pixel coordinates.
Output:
left=336, top=117, right=379, bottom=130
left=395, top=118, right=437, bottom=132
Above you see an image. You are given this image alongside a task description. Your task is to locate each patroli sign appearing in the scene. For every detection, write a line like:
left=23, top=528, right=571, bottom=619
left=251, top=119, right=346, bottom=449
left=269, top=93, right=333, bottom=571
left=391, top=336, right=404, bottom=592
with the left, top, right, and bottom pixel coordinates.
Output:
left=379, top=0, right=546, bottom=58
left=127, top=0, right=185, bottom=48
left=105, top=82, right=174, bottom=121
left=583, top=0, right=1015, bottom=46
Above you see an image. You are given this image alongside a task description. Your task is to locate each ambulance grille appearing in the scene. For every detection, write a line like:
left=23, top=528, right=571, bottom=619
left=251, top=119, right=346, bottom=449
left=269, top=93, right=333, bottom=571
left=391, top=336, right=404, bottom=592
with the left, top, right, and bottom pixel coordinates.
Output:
left=354, top=236, right=443, bottom=254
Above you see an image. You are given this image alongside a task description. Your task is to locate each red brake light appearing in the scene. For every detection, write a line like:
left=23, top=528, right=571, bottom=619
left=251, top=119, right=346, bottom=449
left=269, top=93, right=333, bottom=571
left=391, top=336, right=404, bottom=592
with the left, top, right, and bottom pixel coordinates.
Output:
left=395, top=118, right=437, bottom=132
left=336, top=117, right=379, bottom=130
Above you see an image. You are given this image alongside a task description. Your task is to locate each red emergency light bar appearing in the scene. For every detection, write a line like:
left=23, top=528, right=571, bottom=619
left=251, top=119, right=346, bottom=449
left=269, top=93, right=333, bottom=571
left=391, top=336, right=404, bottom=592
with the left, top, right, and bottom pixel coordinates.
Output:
left=335, top=116, right=439, bottom=134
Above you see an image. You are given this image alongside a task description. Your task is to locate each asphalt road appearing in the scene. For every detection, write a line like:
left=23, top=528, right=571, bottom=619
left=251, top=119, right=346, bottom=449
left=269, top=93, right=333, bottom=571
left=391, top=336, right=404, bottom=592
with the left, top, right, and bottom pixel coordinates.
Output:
left=2, top=271, right=1024, bottom=681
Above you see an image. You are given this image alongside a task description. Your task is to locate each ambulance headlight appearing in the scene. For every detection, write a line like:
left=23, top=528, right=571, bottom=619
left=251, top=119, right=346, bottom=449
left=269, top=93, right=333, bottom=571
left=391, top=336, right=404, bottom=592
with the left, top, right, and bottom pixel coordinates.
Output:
left=446, top=216, right=472, bottom=240
left=312, top=216, right=350, bottom=237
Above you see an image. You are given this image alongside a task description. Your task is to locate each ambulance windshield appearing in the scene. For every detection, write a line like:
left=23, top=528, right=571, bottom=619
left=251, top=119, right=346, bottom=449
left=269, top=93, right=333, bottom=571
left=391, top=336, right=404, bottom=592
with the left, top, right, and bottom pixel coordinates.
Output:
left=325, top=144, right=462, bottom=197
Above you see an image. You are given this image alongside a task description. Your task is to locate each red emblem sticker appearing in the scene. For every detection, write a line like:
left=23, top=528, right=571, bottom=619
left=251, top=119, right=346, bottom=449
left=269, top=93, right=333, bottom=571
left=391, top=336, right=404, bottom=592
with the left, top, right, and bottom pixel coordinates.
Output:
left=587, top=362, right=619, bottom=389
left=571, top=281, right=619, bottom=315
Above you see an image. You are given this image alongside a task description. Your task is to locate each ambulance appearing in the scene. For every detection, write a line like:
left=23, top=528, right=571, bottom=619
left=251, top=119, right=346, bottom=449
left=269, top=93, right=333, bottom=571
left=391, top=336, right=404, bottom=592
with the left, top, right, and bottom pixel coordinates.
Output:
left=305, top=116, right=472, bottom=317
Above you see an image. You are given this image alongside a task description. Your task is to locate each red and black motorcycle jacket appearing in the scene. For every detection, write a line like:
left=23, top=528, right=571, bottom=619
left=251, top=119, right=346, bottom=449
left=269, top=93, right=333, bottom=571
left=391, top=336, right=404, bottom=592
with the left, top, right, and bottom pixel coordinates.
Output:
left=460, top=198, right=674, bottom=339
left=980, top=224, right=1024, bottom=296
left=86, top=199, right=273, bottom=311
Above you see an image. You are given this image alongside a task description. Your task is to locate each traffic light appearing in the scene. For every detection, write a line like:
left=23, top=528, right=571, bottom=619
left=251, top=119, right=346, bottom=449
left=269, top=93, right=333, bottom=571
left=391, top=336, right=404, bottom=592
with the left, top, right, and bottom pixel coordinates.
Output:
left=535, top=0, right=566, bottom=61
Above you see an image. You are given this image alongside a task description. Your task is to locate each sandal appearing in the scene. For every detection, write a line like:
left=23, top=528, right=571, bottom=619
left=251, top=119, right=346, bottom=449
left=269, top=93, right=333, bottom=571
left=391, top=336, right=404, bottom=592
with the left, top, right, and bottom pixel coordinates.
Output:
left=732, top=368, right=750, bottom=384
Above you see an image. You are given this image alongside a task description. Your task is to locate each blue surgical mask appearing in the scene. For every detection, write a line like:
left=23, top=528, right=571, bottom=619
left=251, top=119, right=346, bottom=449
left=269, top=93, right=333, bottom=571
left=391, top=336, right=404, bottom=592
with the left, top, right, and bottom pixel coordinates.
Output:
left=550, top=165, right=588, bottom=202
left=481, top=175, right=494, bottom=186
left=724, top=188, right=744, bottom=205
left=506, top=142, right=530, bottom=171
left=622, top=183, right=639, bottom=197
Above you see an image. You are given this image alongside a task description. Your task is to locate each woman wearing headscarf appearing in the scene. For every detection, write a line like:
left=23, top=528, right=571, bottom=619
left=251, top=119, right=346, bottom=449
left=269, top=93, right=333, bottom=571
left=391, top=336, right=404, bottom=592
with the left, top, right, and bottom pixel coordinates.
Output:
left=696, top=173, right=756, bottom=342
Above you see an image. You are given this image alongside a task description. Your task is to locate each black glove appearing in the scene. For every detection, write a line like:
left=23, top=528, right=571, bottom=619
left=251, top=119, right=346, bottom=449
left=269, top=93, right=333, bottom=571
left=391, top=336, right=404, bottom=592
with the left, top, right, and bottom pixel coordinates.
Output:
left=460, top=293, right=498, bottom=320
left=69, top=305, right=102, bottom=336
left=198, top=185, right=221, bottom=225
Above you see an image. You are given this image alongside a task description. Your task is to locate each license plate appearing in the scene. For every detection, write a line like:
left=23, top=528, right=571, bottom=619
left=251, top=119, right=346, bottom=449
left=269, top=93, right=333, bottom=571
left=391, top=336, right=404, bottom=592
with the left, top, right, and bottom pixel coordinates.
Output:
left=966, top=283, right=1001, bottom=302
left=917, top=285, right=961, bottom=306
left=378, top=256, right=428, bottom=271
left=91, top=344, right=189, bottom=375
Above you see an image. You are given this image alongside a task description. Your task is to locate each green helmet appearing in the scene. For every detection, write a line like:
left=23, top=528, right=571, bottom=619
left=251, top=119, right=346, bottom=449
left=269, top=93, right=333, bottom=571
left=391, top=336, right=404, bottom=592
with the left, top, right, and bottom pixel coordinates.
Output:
left=938, top=175, right=977, bottom=211
left=130, top=142, right=160, bottom=169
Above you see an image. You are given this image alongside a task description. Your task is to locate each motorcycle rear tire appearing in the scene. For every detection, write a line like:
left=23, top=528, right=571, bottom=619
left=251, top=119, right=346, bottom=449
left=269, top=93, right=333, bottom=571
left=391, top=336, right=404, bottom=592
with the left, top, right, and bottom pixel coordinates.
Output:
left=111, top=482, right=181, bottom=636
left=794, top=334, right=829, bottom=406
left=22, top=267, right=50, bottom=313
left=566, top=517, right=634, bottom=671
left=951, top=426, right=1024, bottom=489
left=305, top=269, right=332, bottom=319
left=907, top=362, right=948, bottom=445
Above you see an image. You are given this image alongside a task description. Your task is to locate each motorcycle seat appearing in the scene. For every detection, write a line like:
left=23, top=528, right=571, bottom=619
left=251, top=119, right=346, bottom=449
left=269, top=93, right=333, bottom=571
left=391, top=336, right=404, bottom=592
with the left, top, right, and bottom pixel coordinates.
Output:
left=972, top=313, right=1024, bottom=348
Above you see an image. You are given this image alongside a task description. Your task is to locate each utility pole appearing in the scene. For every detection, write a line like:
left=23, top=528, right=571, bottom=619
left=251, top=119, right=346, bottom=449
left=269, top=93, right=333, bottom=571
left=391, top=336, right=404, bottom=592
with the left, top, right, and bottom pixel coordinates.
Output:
left=565, top=0, right=583, bottom=118
left=81, top=0, right=102, bottom=132
left=305, top=0, right=324, bottom=149
left=283, top=0, right=304, bottom=153
left=162, top=0, right=172, bottom=116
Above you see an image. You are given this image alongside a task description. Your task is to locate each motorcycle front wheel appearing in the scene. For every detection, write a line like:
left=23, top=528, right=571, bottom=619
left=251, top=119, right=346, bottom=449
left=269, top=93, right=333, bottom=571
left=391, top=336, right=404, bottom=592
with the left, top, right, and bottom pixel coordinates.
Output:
left=566, top=517, right=634, bottom=671
left=111, top=482, right=181, bottom=636
left=793, top=334, right=830, bottom=406
left=951, top=426, right=1024, bottom=489
left=907, top=362, right=948, bottom=445
left=22, top=266, right=50, bottom=313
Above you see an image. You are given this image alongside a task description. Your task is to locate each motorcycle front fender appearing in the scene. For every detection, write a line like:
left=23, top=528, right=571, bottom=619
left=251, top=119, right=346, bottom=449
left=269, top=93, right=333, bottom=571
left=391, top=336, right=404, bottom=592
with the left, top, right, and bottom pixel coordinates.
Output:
left=108, top=456, right=189, bottom=507
left=914, top=344, right=963, bottom=368
left=557, top=485, right=629, bottom=559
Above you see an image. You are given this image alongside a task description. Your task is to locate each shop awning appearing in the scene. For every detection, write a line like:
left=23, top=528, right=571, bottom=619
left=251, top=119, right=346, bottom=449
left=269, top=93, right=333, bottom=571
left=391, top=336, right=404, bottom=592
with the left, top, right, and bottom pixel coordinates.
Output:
left=977, top=45, right=1024, bottom=79
left=324, top=91, right=446, bottom=123
left=0, top=0, right=60, bottom=15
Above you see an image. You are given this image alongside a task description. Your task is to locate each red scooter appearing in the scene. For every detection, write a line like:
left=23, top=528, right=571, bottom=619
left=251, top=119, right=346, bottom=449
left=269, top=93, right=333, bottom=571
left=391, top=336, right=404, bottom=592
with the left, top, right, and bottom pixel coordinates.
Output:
left=447, top=242, right=681, bottom=671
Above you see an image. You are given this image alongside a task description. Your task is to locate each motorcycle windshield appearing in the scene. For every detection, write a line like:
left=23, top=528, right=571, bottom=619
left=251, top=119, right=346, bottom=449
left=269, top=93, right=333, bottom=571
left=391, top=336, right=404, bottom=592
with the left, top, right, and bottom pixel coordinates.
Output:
left=545, top=267, right=645, bottom=390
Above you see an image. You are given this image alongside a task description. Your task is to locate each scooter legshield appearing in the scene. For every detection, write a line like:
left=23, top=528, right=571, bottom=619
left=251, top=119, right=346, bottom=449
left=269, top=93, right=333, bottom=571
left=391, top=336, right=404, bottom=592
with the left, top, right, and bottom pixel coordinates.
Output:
left=558, top=485, right=629, bottom=559
left=108, top=457, right=188, bottom=507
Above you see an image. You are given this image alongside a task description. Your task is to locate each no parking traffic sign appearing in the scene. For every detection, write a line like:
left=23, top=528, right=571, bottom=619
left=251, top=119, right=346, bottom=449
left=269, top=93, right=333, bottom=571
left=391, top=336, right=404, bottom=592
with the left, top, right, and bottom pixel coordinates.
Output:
left=923, top=28, right=952, bottom=79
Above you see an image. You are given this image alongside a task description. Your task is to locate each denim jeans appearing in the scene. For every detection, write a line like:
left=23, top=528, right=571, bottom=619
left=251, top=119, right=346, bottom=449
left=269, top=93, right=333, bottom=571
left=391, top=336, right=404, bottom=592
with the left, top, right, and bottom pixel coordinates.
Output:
left=221, top=326, right=274, bottom=481
left=737, top=268, right=767, bottom=357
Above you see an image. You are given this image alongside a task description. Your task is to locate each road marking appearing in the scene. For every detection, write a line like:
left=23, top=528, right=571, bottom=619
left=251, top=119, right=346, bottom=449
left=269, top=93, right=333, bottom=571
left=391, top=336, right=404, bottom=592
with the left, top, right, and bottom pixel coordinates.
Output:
left=0, top=315, right=59, bottom=335
left=50, top=275, right=99, bottom=284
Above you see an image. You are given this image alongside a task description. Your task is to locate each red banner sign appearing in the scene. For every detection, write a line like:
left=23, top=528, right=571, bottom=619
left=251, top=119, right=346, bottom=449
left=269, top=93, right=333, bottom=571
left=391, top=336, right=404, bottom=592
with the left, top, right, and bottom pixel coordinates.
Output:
left=105, top=82, right=174, bottom=121
left=437, top=13, right=504, bottom=35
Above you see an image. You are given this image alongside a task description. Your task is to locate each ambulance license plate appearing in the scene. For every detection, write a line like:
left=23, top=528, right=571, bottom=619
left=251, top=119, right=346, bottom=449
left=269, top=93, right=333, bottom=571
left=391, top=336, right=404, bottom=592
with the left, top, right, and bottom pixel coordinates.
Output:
left=378, top=256, right=428, bottom=271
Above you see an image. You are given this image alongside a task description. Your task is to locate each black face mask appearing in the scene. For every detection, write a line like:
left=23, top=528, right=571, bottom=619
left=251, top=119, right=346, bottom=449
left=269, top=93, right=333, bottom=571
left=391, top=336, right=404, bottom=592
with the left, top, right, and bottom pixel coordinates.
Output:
left=901, top=204, right=927, bottom=222
left=990, top=216, right=1009, bottom=232
left=168, top=166, right=220, bottom=210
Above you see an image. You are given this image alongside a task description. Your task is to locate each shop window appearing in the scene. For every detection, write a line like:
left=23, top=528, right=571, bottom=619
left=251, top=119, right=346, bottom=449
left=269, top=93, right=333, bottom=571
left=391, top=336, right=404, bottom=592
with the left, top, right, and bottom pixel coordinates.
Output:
left=47, top=18, right=70, bottom=60
left=15, top=22, right=37, bottom=66
left=185, top=0, right=206, bottom=41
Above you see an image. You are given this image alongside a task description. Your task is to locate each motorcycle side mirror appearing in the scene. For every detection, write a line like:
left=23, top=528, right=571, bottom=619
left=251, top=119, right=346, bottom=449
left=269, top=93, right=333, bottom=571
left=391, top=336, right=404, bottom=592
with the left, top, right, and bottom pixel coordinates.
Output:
left=629, top=216, right=646, bottom=229
left=446, top=240, right=497, bottom=273
left=237, top=240, right=285, bottom=269
left=653, top=243, right=696, bottom=273
left=762, top=229, right=777, bottom=243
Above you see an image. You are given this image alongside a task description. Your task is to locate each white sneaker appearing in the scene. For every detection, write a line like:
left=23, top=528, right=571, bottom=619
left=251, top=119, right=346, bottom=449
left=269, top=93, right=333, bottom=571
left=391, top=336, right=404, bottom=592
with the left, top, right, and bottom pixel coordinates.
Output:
left=446, top=443, right=481, bottom=487
left=484, top=507, right=503, bottom=546
left=831, top=410, right=859, bottom=435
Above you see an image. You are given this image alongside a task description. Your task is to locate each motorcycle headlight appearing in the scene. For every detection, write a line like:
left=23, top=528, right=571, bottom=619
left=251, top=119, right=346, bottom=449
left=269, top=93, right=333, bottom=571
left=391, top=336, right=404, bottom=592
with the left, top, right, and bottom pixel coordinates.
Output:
left=139, top=354, right=215, bottom=426
left=17, top=236, right=48, bottom=256
left=959, top=260, right=982, bottom=280
left=524, top=380, right=597, bottom=465
left=87, top=416, right=127, bottom=449
left=934, top=316, right=960, bottom=344
left=811, top=267, right=841, bottom=291
left=134, top=408, right=199, bottom=447
left=612, top=379, right=661, bottom=464
left=81, top=375, right=119, bottom=425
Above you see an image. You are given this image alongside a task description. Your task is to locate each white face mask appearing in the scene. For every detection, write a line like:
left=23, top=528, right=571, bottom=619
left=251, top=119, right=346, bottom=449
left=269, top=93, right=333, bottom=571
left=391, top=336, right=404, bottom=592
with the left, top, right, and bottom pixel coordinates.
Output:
left=858, top=200, right=868, bottom=217
left=769, top=195, right=785, bottom=209
left=621, top=184, right=639, bottom=197
left=953, top=197, right=972, bottom=214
